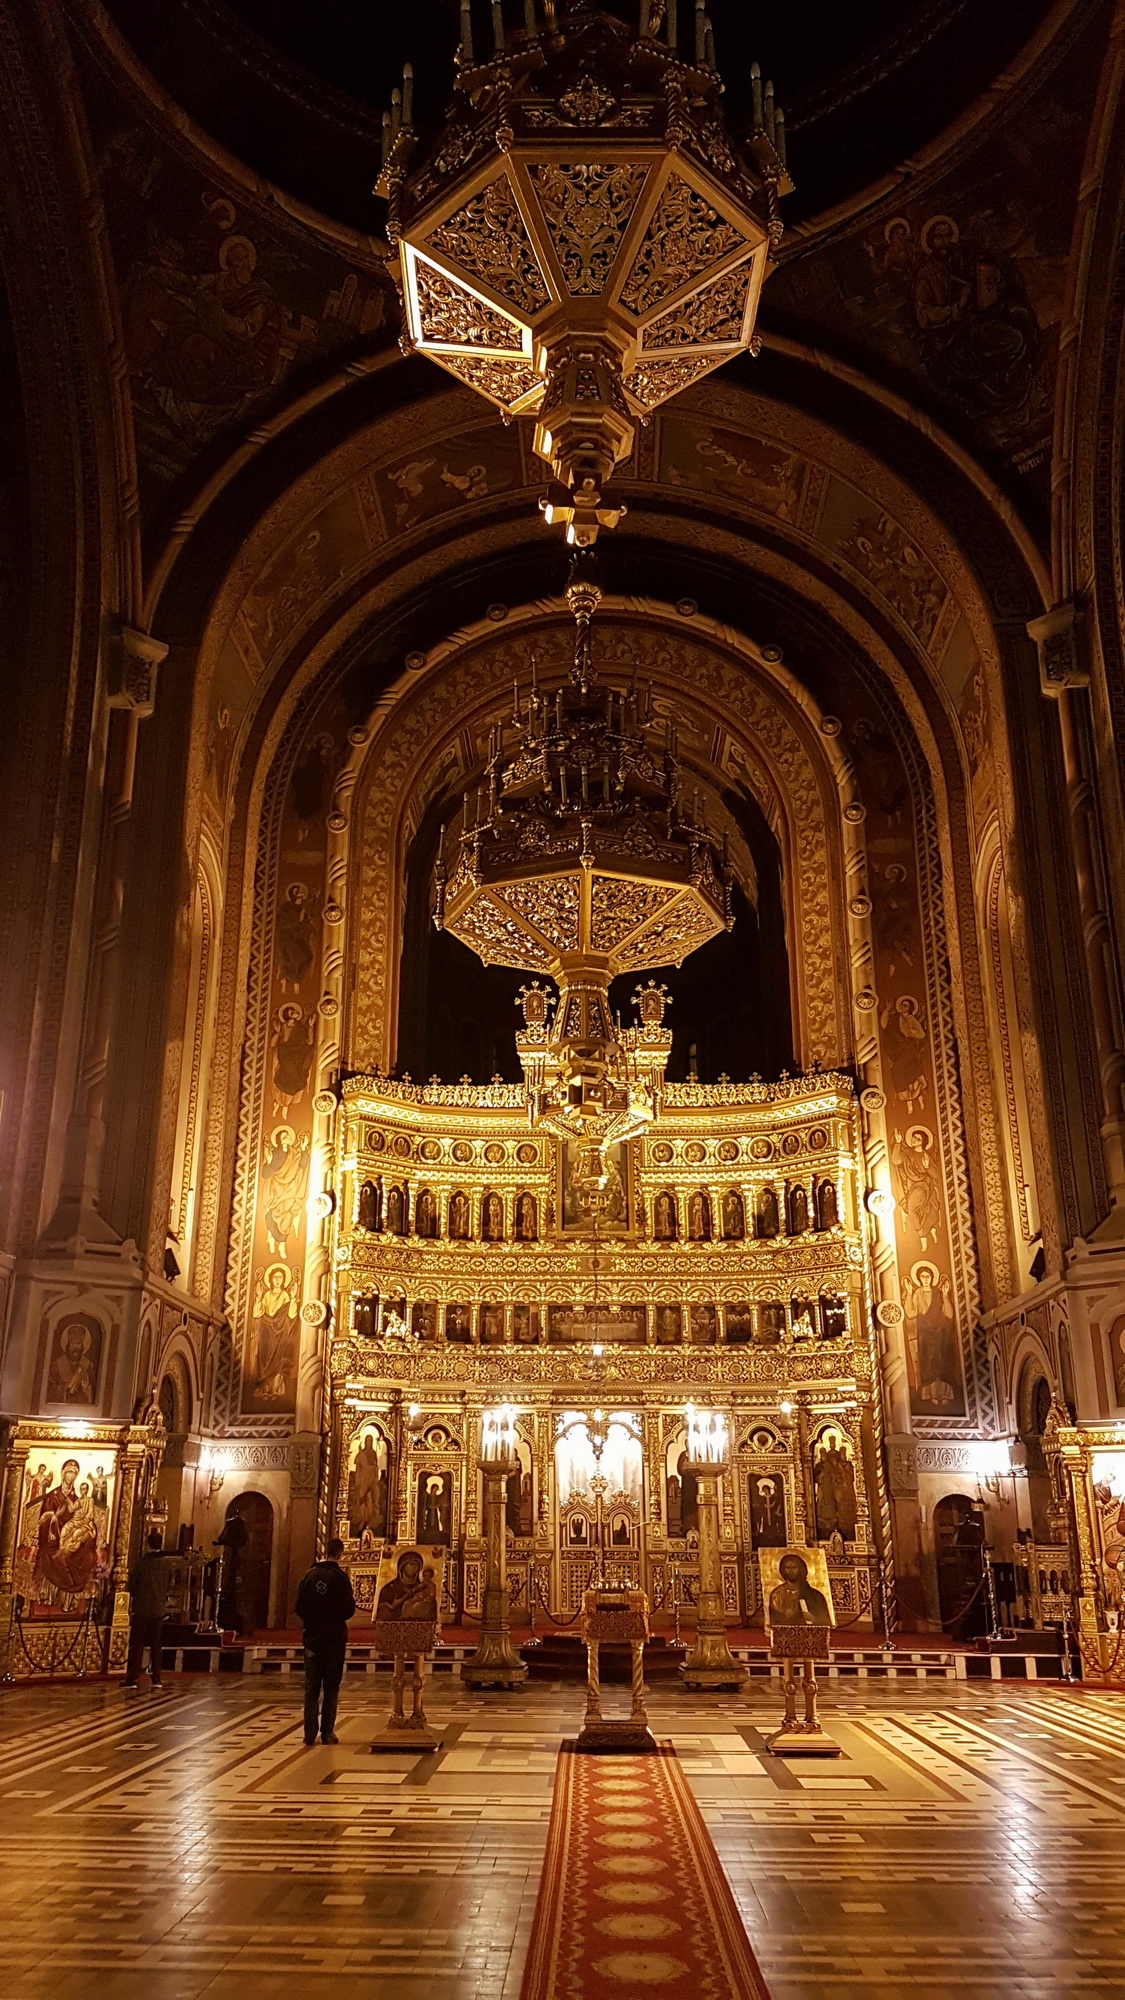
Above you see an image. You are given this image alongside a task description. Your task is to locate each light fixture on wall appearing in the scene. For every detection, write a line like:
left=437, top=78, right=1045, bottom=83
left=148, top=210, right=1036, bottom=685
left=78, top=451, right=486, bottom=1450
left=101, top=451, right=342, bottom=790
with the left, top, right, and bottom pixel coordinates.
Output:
left=199, top=1444, right=233, bottom=1496
left=967, top=1437, right=1014, bottom=1496
left=377, top=0, right=790, bottom=544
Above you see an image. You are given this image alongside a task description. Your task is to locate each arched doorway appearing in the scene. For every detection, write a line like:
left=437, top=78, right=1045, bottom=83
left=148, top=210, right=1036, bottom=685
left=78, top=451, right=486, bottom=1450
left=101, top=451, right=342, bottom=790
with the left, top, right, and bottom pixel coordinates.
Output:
left=934, top=1493, right=988, bottom=1638
left=154, top=1361, right=192, bottom=1542
left=1019, top=1369, right=1056, bottom=1545
left=218, top=1492, right=274, bottom=1634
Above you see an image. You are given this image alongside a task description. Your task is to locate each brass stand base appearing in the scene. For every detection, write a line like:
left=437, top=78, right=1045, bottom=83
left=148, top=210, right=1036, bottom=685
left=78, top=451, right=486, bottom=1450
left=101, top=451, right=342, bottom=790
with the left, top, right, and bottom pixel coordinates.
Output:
left=679, top=1661, right=748, bottom=1692
left=460, top=1661, right=528, bottom=1690
left=766, top=1724, right=841, bottom=1756
left=574, top=1719, right=658, bottom=1754
left=370, top=1717, right=443, bottom=1753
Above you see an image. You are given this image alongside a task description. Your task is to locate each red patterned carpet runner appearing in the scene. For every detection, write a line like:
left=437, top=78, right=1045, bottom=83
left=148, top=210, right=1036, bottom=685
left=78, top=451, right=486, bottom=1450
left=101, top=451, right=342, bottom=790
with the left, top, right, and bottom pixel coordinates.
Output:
left=520, top=1744, right=771, bottom=2000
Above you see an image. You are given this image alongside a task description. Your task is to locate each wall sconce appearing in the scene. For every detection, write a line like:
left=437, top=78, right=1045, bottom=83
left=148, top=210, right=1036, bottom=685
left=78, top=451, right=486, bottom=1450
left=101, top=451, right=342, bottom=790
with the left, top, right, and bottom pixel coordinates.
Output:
left=967, top=1437, right=1013, bottom=1497
left=199, top=1444, right=232, bottom=1496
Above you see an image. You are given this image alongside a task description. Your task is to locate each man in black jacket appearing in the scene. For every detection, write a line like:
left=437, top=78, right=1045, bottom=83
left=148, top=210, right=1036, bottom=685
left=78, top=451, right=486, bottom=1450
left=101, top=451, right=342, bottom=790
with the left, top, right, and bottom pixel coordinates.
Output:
left=294, top=1538, right=356, bottom=1746
left=122, top=1531, right=178, bottom=1691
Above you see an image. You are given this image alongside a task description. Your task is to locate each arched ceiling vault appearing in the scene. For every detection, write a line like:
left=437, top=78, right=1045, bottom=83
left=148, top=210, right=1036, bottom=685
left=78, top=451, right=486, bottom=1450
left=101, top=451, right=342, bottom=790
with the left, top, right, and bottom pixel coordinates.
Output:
left=164, top=370, right=1045, bottom=869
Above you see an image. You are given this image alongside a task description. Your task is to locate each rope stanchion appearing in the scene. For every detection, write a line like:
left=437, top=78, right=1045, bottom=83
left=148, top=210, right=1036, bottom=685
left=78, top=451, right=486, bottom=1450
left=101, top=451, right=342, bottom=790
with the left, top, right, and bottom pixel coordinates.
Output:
left=12, top=1597, right=102, bottom=1679
left=531, top=1566, right=593, bottom=1629
left=1066, top=1614, right=1125, bottom=1682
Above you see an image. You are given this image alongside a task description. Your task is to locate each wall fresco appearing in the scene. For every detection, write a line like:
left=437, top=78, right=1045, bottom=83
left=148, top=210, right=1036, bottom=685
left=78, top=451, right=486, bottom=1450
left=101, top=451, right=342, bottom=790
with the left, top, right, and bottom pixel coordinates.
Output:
left=766, top=25, right=1100, bottom=479
left=79, top=62, right=399, bottom=508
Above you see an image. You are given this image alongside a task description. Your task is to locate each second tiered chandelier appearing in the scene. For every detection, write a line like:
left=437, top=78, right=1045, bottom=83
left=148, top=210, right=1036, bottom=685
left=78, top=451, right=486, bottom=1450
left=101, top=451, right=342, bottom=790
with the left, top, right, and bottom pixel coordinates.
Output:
left=377, top=0, right=790, bottom=543
left=434, top=561, right=733, bottom=1204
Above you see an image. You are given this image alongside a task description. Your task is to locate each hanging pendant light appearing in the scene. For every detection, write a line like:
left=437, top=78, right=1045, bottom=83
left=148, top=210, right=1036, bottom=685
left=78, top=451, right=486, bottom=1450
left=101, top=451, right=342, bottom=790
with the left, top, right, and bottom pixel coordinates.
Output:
left=377, top=1, right=790, bottom=544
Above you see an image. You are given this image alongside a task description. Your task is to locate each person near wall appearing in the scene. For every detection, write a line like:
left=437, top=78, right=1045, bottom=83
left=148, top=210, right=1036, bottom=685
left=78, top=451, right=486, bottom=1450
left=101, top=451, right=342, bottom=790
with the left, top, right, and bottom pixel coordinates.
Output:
left=122, top=1530, right=178, bottom=1691
left=294, top=1537, right=356, bottom=1747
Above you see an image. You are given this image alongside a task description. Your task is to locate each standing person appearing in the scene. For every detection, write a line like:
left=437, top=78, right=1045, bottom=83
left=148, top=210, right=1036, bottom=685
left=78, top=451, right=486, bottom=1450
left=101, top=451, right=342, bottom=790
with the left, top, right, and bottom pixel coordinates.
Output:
left=123, top=1530, right=177, bottom=1691
left=294, top=1537, right=355, bottom=1747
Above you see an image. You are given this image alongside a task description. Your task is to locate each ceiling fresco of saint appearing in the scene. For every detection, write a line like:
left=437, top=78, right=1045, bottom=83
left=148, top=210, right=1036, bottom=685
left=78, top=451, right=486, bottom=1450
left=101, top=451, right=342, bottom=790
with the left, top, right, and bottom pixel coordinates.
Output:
left=2, top=0, right=1125, bottom=1653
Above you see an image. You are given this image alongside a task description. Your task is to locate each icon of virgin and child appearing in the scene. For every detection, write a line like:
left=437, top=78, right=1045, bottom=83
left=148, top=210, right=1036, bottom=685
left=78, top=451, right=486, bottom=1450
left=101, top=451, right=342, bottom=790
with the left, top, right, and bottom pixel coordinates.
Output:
left=374, top=1548, right=442, bottom=1625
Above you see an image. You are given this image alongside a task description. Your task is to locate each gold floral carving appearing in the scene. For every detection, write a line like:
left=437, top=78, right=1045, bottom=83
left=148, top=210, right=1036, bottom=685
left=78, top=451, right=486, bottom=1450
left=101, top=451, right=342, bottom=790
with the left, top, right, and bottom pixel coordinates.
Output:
left=589, top=878, right=675, bottom=952
left=493, top=875, right=580, bottom=950
left=624, top=356, right=717, bottom=410
left=437, top=354, right=545, bottom=411
left=532, top=163, right=647, bottom=295
left=612, top=897, right=719, bottom=970
left=644, top=266, right=752, bottom=350
left=619, top=177, right=747, bottom=318
left=426, top=177, right=550, bottom=316
left=414, top=260, right=524, bottom=350
left=453, top=894, right=553, bottom=970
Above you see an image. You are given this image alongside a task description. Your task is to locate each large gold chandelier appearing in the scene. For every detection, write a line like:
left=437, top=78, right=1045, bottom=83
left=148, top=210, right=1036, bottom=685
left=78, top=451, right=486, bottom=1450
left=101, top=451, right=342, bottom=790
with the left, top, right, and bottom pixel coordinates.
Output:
left=433, top=562, right=732, bottom=1201
left=377, top=0, right=790, bottom=544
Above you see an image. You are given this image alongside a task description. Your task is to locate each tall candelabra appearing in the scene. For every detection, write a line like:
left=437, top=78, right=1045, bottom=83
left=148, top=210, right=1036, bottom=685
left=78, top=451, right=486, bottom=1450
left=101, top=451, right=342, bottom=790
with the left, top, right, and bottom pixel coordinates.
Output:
left=461, top=1405, right=528, bottom=1690
left=679, top=1404, right=747, bottom=1692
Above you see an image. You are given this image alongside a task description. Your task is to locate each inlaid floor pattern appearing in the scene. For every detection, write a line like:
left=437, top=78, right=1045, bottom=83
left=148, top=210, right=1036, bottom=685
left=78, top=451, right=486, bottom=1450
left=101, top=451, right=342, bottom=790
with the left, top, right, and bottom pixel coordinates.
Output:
left=0, top=1675, right=1123, bottom=1999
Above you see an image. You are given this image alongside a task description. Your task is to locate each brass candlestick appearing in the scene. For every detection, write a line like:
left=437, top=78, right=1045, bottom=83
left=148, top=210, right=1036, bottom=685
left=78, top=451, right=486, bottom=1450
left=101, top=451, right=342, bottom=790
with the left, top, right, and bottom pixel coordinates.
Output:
left=679, top=1405, right=747, bottom=1692
left=461, top=1406, right=528, bottom=1691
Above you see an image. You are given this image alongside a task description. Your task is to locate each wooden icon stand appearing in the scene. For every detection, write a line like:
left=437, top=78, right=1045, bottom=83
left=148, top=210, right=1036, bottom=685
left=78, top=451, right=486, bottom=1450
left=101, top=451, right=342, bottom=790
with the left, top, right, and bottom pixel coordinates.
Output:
left=765, top=1624, right=840, bottom=1755
left=575, top=1586, right=657, bottom=1753
left=370, top=1618, right=443, bottom=1752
